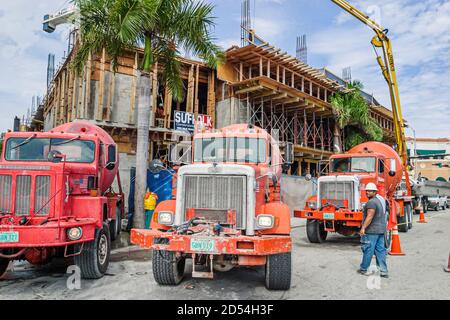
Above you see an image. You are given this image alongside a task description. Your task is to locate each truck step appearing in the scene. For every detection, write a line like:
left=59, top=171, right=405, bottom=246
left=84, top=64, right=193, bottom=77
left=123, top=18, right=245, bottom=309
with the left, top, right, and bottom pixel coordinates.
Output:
left=192, top=254, right=214, bottom=279
left=324, top=220, right=336, bottom=232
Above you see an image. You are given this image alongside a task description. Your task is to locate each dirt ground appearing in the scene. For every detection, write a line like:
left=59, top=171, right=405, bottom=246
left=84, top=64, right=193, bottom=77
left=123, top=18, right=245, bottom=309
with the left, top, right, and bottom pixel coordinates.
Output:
left=1, top=210, right=449, bottom=300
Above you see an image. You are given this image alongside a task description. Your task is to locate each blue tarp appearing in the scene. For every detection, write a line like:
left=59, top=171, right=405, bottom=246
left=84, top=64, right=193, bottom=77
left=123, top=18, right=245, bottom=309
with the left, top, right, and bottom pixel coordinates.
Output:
left=127, top=167, right=175, bottom=215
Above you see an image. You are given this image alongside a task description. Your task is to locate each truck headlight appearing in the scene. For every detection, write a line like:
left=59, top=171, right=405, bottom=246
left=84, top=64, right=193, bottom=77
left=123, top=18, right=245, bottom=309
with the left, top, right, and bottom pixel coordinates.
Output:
left=67, top=227, right=83, bottom=241
left=256, top=215, right=274, bottom=229
left=158, top=211, right=174, bottom=226
left=307, top=201, right=317, bottom=210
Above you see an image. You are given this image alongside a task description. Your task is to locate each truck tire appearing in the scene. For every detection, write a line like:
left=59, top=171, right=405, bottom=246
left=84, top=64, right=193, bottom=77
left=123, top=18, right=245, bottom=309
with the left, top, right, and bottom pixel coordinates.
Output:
left=306, top=219, right=328, bottom=243
left=0, top=256, right=9, bottom=279
left=405, top=204, right=413, bottom=230
left=265, top=252, right=291, bottom=291
left=398, top=212, right=408, bottom=233
left=152, top=240, right=185, bottom=286
left=110, top=206, right=122, bottom=241
left=423, top=199, right=428, bottom=213
left=75, top=222, right=111, bottom=279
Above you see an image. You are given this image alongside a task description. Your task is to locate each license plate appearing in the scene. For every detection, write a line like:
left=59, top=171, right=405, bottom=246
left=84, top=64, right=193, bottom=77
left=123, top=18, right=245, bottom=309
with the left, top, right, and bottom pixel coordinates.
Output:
left=323, top=213, right=335, bottom=220
left=0, top=232, right=19, bottom=243
left=190, top=239, right=216, bottom=253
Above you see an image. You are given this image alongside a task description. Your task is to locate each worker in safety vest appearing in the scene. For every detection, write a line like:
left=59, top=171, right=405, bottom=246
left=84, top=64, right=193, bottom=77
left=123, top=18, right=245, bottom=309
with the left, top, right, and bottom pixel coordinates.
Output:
left=358, top=183, right=389, bottom=278
left=144, top=192, right=158, bottom=229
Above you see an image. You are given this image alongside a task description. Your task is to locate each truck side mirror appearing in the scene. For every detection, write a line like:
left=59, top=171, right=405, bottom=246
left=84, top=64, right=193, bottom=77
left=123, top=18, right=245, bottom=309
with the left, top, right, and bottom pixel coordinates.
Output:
left=48, top=150, right=63, bottom=163
left=106, top=145, right=116, bottom=170
left=389, top=159, right=396, bottom=177
left=305, top=174, right=313, bottom=181
left=284, top=142, right=294, bottom=165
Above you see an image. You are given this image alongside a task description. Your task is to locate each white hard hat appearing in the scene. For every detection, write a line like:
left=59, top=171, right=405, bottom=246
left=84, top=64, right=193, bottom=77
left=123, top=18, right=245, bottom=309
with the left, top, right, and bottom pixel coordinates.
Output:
left=366, top=183, right=378, bottom=192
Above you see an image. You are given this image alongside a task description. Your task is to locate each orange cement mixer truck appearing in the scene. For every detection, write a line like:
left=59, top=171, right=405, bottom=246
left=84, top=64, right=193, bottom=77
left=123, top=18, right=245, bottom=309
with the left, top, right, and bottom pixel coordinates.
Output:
left=295, top=142, right=414, bottom=245
left=131, top=124, right=294, bottom=290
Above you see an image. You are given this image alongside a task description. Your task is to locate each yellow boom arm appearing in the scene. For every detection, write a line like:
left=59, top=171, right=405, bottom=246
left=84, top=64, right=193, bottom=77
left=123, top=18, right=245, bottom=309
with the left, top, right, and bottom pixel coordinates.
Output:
left=331, top=0, right=411, bottom=195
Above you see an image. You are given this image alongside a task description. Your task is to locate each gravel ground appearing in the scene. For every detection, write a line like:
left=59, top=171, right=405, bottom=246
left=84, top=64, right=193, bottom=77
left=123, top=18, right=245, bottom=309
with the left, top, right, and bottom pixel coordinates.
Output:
left=1, top=209, right=449, bottom=300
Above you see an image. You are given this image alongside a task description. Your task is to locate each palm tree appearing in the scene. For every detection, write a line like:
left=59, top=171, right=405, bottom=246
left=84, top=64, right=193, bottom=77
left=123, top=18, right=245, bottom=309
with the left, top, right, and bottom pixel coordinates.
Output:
left=330, top=81, right=383, bottom=151
left=73, top=0, right=224, bottom=228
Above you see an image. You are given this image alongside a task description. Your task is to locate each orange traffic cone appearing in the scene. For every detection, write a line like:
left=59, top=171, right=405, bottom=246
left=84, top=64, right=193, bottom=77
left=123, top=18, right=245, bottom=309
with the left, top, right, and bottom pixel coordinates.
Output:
left=389, top=226, right=405, bottom=256
left=445, top=253, right=450, bottom=273
left=417, top=211, right=427, bottom=224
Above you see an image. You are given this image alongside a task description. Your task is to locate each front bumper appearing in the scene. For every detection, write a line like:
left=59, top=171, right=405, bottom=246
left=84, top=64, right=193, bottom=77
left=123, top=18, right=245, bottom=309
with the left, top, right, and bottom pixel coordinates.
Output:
left=294, top=209, right=363, bottom=226
left=0, top=219, right=96, bottom=248
left=131, top=229, right=292, bottom=256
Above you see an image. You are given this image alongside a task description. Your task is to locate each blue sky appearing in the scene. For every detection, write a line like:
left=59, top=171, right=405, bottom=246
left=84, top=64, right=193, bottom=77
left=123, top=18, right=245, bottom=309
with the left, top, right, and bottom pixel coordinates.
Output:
left=0, top=0, right=449, bottom=138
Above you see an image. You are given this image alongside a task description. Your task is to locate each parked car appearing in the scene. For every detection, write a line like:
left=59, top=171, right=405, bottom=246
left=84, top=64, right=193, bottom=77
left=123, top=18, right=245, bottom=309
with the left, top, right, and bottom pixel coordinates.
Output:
left=426, top=196, right=447, bottom=211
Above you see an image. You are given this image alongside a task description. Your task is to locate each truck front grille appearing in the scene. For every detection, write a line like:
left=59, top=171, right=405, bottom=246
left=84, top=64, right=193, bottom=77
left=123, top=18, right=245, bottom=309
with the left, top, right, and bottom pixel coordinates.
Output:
left=319, top=181, right=355, bottom=210
left=0, top=175, right=12, bottom=213
left=15, top=175, right=31, bottom=215
left=0, top=174, right=51, bottom=216
left=183, top=175, right=247, bottom=229
left=35, top=176, right=51, bottom=215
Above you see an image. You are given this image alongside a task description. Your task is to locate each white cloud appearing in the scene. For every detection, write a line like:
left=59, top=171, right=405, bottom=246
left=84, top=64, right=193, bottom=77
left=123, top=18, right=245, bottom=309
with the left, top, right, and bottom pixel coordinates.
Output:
left=311, top=0, right=450, bottom=138
left=253, top=16, right=287, bottom=40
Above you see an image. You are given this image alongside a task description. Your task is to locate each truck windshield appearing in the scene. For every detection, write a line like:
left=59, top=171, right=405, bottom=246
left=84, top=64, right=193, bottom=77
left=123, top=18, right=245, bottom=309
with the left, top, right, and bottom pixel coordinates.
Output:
left=5, top=138, right=95, bottom=163
left=194, top=138, right=266, bottom=164
left=332, top=157, right=376, bottom=173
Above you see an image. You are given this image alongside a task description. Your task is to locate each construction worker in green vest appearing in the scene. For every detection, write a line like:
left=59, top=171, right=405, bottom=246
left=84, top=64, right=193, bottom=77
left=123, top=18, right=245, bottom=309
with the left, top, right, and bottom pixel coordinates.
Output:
left=144, top=192, right=158, bottom=229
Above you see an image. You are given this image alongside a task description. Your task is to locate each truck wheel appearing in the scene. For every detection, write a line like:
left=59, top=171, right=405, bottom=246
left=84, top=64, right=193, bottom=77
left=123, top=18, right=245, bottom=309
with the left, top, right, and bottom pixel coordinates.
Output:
left=0, top=256, right=10, bottom=279
left=75, top=222, right=111, bottom=279
left=423, top=200, right=428, bottom=213
left=306, top=219, right=328, bottom=243
left=405, top=204, right=413, bottom=230
left=152, top=240, right=185, bottom=286
left=265, top=253, right=291, bottom=291
left=398, top=212, right=408, bottom=233
left=110, top=206, right=122, bottom=241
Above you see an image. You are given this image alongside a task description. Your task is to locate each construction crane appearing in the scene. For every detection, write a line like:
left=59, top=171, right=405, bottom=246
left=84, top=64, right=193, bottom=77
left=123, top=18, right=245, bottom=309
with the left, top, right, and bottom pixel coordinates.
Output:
left=331, top=0, right=411, bottom=195
left=43, top=4, right=77, bottom=33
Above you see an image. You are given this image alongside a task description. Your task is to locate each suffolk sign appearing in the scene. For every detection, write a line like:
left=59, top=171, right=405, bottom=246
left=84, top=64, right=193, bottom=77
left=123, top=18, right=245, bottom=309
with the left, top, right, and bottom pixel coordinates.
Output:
left=174, top=112, right=213, bottom=134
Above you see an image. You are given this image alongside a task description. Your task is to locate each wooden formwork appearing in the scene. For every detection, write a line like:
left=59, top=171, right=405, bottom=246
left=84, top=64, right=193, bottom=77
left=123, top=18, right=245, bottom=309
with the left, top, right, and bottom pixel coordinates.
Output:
left=43, top=40, right=215, bottom=156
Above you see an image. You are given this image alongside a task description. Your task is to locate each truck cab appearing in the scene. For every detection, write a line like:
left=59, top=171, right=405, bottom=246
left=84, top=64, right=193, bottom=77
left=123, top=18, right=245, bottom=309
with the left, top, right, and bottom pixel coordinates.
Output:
left=0, top=122, right=123, bottom=280
left=131, top=124, right=293, bottom=290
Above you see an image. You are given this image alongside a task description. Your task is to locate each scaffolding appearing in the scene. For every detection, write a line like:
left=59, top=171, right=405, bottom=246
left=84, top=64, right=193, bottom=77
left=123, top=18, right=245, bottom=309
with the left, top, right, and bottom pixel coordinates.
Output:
left=241, top=95, right=333, bottom=152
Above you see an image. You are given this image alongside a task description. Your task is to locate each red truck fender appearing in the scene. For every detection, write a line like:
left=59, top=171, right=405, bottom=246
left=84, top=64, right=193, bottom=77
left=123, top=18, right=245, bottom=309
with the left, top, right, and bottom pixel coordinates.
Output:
left=150, top=200, right=176, bottom=231
left=259, top=202, right=291, bottom=235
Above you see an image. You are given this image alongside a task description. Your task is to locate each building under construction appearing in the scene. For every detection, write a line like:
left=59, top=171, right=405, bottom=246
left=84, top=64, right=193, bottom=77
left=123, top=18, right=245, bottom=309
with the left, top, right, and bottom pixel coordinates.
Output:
left=33, top=26, right=397, bottom=192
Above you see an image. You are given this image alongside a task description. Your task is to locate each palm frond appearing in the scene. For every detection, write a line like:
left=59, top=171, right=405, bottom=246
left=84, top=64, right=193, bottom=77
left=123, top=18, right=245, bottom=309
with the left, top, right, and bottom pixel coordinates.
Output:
left=330, top=80, right=383, bottom=149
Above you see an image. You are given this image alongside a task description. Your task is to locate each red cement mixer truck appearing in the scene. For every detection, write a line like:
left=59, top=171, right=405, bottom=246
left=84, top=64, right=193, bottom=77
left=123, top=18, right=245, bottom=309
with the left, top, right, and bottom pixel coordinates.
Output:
left=131, top=124, right=294, bottom=290
left=295, top=142, right=414, bottom=245
left=0, top=121, right=124, bottom=279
